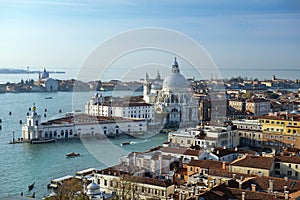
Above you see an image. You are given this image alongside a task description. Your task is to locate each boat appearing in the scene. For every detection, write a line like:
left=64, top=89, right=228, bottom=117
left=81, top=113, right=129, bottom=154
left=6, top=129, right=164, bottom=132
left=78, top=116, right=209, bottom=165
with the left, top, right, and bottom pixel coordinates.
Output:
left=66, top=152, right=80, bottom=157
left=45, top=97, right=53, bottom=99
left=120, top=141, right=133, bottom=146
left=31, top=138, right=55, bottom=144
left=28, top=182, right=35, bottom=191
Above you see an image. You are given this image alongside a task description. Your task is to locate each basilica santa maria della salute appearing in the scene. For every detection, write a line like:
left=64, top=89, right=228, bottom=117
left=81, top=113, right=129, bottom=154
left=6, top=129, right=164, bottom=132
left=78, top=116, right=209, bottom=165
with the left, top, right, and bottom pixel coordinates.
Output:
left=143, top=58, right=199, bottom=129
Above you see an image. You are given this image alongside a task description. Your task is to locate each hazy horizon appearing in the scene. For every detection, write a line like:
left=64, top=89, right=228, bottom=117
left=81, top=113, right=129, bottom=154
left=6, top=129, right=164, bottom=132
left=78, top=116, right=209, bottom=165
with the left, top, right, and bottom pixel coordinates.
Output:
left=1, top=0, right=300, bottom=75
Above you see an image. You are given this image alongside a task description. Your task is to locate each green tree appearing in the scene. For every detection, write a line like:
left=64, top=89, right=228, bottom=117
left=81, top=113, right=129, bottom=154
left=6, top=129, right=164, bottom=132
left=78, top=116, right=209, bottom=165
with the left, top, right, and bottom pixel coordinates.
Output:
left=241, top=92, right=253, bottom=99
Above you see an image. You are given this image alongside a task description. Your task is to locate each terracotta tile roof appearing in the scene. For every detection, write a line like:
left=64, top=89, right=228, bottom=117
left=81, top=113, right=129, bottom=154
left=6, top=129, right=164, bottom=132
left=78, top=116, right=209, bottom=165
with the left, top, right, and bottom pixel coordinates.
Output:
left=208, top=169, right=252, bottom=180
left=212, top=148, right=256, bottom=157
left=41, top=113, right=146, bottom=126
left=197, top=184, right=284, bottom=200
left=188, top=160, right=224, bottom=170
left=260, top=114, right=300, bottom=122
left=125, top=175, right=173, bottom=187
left=231, top=156, right=274, bottom=170
left=275, top=155, right=300, bottom=164
left=160, top=147, right=189, bottom=155
left=184, top=149, right=201, bottom=157
left=243, top=176, right=300, bottom=194
left=97, top=166, right=173, bottom=187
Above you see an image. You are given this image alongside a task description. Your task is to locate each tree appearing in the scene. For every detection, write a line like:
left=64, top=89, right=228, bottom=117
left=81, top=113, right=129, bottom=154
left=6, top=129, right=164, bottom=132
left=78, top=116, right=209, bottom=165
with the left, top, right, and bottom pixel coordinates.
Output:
left=112, top=174, right=142, bottom=200
left=241, top=92, right=253, bottom=99
left=45, top=178, right=89, bottom=200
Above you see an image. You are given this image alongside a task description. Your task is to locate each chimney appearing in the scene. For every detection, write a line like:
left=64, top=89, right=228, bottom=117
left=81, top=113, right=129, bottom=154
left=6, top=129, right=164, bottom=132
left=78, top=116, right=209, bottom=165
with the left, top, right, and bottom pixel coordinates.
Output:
left=181, top=191, right=186, bottom=200
left=217, top=150, right=220, bottom=155
left=242, top=192, right=246, bottom=200
left=239, top=182, right=242, bottom=189
left=251, top=184, right=256, bottom=192
left=269, top=179, right=273, bottom=193
left=222, top=162, right=226, bottom=170
left=195, top=186, right=200, bottom=195
left=285, top=191, right=289, bottom=200
left=284, top=185, right=288, bottom=193
left=232, top=174, right=236, bottom=181
left=218, top=177, right=222, bottom=185
left=284, top=176, right=288, bottom=181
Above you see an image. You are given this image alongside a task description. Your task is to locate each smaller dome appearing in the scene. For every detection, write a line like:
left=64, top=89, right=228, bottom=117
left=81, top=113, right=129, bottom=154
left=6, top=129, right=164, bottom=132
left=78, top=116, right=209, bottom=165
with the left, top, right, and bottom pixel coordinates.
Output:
left=151, top=81, right=162, bottom=90
left=41, top=68, right=49, bottom=79
left=87, top=181, right=100, bottom=190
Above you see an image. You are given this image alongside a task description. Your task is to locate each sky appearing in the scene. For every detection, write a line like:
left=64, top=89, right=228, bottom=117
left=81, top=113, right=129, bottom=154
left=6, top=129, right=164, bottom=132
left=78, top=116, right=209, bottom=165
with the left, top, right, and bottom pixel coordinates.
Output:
left=0, top=0, right=300, bottom=80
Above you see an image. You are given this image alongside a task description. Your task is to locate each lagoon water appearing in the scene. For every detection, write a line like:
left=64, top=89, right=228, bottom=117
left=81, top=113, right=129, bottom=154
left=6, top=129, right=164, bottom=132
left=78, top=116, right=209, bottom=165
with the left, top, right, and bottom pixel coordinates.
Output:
left=0, top=91, right=167, bottom=199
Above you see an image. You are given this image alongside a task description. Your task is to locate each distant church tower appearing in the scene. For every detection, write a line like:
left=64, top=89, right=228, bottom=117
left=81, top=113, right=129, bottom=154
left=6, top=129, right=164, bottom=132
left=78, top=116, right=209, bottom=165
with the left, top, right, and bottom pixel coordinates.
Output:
left=143, top=72, right=151, bottom=98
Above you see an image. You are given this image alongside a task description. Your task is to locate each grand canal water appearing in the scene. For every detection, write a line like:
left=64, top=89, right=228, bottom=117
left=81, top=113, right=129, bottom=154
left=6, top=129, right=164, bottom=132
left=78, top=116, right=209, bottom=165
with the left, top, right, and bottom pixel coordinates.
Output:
left=0, top=91, right=167, bottom=199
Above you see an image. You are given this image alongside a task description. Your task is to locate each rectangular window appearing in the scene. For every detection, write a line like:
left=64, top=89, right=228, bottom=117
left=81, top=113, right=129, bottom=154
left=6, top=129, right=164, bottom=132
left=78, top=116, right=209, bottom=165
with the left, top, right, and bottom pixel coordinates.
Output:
left=288, top=171, right=292, bottom=176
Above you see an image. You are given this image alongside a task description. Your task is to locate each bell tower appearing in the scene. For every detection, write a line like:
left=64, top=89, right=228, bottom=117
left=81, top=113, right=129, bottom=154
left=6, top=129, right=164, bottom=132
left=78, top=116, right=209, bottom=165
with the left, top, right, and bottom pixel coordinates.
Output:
left=28, top=103, right=41, bottom=127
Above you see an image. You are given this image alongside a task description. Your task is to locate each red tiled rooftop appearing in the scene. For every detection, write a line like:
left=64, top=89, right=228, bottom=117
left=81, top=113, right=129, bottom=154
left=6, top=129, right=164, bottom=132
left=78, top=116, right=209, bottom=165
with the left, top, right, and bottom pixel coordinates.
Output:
left=188, top=159, right=225, bottom=170
left=275, top=155, right=300, bottom=165
left=231, top=156, right=274, bottom=170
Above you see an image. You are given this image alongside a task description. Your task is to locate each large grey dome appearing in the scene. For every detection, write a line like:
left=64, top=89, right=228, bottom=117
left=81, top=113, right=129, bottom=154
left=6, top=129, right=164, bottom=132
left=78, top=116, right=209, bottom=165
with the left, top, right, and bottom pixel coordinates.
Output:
left=162, top=58, right=189, bottom=90
left=163, top=73, right=189, bottom=90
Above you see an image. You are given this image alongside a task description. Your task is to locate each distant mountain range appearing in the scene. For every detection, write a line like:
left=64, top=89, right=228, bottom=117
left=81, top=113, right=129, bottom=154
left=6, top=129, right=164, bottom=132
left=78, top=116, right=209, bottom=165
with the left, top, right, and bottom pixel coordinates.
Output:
left=0, top=68, right=65, bottom=74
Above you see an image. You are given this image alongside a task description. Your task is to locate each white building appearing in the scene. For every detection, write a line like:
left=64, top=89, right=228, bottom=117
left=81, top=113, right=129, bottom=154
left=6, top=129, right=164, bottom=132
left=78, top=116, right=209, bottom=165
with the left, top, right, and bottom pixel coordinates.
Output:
left=94, top=167, right=175, bottom=199
left=38, top=68, right=58, bottom=92
left=168, top=125, right=239, bottom=149
left=22, top=104, right=148, bottom=142
left=85, top=93, right=154, bottom=121
left=143, top=58, right=199, bottom=128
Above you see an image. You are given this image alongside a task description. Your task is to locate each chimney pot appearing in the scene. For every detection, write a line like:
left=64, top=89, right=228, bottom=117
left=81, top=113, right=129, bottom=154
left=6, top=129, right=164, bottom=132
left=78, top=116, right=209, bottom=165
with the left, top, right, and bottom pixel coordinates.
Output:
left=242, top=192, right=246, bottom=200
left=285, top=191, right=289, bottom=200
left=269, top=179, right=273, bottom=193
left=251, top=184, right=256, bottom=192
left=232, top=174, right=236, bottom=180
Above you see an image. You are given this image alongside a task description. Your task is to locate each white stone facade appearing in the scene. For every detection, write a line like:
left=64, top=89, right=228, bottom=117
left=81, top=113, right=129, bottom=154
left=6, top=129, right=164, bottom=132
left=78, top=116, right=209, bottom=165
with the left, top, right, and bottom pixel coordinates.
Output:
left=85, top=93, right=154, bottom=121
left=22, top=106, right=147, bottom=141
left=143, top=58, right=199, bottom=127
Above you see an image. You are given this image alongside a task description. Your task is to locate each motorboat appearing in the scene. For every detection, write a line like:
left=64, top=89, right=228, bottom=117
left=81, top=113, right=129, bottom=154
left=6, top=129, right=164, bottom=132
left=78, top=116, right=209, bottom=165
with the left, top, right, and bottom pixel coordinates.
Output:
left=120, top=141, right=133, bottom=146
left=66, top=152, right=80, bottom=157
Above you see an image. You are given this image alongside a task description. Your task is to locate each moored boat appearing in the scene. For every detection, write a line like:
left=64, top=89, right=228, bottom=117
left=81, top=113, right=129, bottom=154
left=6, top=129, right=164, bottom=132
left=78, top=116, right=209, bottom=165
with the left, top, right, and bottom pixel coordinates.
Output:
left=31, top=138, right=55, bottom=144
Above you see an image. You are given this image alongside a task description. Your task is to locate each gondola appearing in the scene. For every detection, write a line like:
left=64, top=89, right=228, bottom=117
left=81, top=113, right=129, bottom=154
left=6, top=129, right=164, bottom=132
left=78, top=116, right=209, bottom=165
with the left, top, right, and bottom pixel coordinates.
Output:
left=28, top=182, right=35, bottom=191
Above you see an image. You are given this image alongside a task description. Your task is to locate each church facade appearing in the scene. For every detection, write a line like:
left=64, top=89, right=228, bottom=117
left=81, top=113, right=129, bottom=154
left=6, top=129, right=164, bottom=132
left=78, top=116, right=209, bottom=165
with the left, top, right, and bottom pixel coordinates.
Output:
left=143, top=58, right=199, bottom=129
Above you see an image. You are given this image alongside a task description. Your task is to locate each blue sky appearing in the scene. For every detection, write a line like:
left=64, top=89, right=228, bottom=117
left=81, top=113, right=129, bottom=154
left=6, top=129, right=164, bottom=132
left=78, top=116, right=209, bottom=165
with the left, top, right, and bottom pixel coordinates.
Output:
left=0, top=0, right=300, bottom=78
